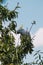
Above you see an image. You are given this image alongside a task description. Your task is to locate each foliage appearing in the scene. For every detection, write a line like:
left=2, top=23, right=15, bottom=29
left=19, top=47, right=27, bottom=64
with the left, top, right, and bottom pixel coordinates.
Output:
left=24, top=50, right=43, bottom=65
left=0, top=0, right=34, bottom=65
left=33, top=50, right=43, bottom=65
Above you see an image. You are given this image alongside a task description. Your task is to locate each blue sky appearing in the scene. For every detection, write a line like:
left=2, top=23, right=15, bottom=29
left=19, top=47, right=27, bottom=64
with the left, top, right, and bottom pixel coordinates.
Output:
left=3, top=0, right=43, bottom=63
left=6, top=0, right=43, bottom=34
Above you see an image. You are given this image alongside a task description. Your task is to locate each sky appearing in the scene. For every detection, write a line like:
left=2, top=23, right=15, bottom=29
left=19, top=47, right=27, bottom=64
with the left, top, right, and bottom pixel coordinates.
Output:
left=6, top=0, right=43, bottom=33
left=3, top=0, right=43, bottom=63
left=6, top=0, right=43, bottom=49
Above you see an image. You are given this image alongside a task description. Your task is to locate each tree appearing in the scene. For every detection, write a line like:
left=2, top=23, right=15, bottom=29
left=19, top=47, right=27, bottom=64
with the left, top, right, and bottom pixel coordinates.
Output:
left=0, top=0, right=34, bottom=65
left=33, top=50, right=43, bottom=65
left=24, top=50, right=43, bottom=65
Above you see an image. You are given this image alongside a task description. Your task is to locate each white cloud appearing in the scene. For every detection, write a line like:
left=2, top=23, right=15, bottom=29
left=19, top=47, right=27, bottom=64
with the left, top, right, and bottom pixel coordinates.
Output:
left=0, top=28, right=43, bottom=48
left=0, top=31, right=21, bottom=47
left=11, top=28, right=43, bottom=48
left=10, top=31, right=21, bottom=47
left=32, top=28, right=43, bottom=47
